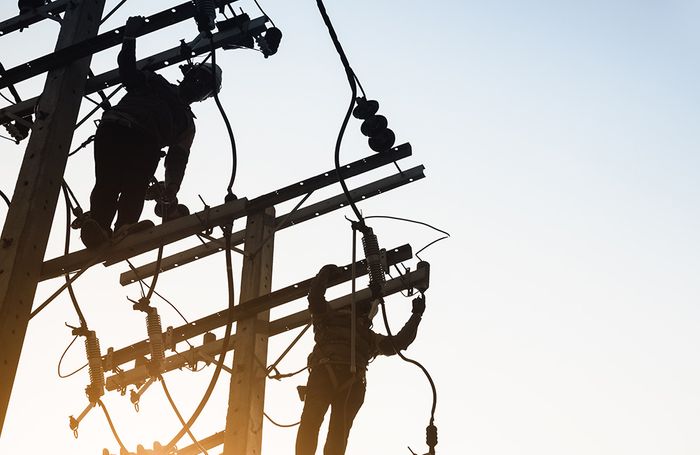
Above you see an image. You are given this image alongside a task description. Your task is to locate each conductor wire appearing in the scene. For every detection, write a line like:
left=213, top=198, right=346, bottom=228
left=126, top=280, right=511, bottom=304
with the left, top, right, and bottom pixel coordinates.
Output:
left=98, top=399, right=129, bottom=454
left=163, top=224, right=237, bottom=451
left=62, top=183, right=88, bottom=328
left=160, top=375, right=209, bottom=455
left=315, top=0, right=363, bottom=222
left=379, top=300, right=437, bottom=422
left=0, top=188, right=10, bottom=207
left=363, top=215, right=450, bottom=261
left=207, top=38, right=238, bottom=199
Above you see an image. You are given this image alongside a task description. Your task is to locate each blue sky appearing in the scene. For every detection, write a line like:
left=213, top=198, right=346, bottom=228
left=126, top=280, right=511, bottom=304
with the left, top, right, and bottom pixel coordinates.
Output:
left=1, top=1, right=699, bottom=454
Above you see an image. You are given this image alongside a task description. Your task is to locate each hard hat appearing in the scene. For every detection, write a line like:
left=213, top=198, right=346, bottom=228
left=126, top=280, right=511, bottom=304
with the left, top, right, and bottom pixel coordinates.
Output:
left=179, top=62, right=223, bottom=102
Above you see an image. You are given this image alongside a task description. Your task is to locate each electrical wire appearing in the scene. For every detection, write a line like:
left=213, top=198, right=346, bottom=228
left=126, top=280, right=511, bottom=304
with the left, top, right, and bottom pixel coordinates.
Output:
left=315, top=0, right=363, bottom=222
left=125, top=259, right=192, bottom=326
left=267, top=365, right=308, bottom=380
left=68, top=134, right=95, bottom=157
left=146, top=245, right=164, bottom=301
left=98, top=399, right=129, bottom=454
left=29, top=267, right=90, bottom=320
left=363, top=215, right=451, bottom=261
left=353, top=73, right=366, bottom=99
left=163, top=224, right=237, bottom=451
left=207, top=38, right=238, bottom=199
left=0, top=133, right=18, bottom=143
left=159, top=376, right=209, bottom=455
left=62, top=183, right=88, bottom=328
left=62, top=180, right=83, bottom=213
left=100, top=0, right=129, bottom=25
left=265, top=323, right=312, bottom=377
left=74, top=85, right=123, bottom=130
left=57, top=335, right=89, bottom=378
left=0, top=189, right=10, bottom=207
left=378, top=300, right=438, bottom=429
left=126, top=259, right=146, bottom=298
left=252, top=0, right=275, bottom=27
left=0, top=91, right=14, bottom=104
left=263, top=411, right=299, bottom=428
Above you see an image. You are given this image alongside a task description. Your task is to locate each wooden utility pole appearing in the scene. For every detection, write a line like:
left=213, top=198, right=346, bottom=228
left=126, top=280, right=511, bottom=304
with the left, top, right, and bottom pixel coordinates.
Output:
left=224, top=208, right=276, bottom=455
left=0, top=0, right=106, bottom=433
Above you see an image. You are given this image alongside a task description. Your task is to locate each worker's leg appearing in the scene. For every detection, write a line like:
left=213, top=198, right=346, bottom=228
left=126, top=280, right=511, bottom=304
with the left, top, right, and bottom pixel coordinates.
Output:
left=296, top=368, right=334, bottom=455
left=114, top=132, right=160, bottom=230
left=323, top=371, right=366, bottom=455
left=89, top=123, right=125, bottom=232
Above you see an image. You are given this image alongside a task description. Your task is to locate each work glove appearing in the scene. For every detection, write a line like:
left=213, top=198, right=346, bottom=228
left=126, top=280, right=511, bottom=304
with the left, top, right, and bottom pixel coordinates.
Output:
left=123, top=16, right=146, bottom=38
left=316, top=264, right=339, bottom=282
left=411, top=294, right=426, bottom=315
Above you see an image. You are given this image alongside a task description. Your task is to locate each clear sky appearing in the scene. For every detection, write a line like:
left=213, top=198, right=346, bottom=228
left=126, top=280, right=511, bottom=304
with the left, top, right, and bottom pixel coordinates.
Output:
left=1, top=1, right=699, bottom=454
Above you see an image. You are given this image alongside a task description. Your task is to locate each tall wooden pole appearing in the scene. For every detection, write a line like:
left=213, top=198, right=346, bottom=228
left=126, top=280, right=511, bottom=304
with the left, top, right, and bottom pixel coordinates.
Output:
left=223, top=207, right=276, bottom=455
left=0, top=0, right=106, bottom=433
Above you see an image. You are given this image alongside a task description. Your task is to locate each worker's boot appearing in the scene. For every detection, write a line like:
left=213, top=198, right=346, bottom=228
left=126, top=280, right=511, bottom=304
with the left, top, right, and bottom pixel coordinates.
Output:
left=80, top=218, right=110, bottom=249
left=155, top=201, right=190, bottom=222
left=112, top=220, right=155, bottom=242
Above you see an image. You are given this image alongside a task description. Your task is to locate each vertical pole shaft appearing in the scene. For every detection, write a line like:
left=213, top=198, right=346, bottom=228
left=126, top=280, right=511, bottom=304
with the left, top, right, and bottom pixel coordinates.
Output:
left=223, top=207, right=275, bottom=455
left=0, top=0, right=106, bottom=434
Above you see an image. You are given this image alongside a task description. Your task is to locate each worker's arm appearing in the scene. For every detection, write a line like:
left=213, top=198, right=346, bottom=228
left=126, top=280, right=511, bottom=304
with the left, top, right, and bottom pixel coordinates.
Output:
left=118, top=16, right=147, bottom=91
left=164, top=123, right=195, bottom=197
left=307, top=265, right=338, bottom=316
left=375, top=295, right=425, bottom=355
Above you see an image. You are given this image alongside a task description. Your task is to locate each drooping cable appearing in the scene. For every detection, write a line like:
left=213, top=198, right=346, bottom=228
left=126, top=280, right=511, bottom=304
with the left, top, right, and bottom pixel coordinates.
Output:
left=62, top=183, right=88, bottom=328
left=125, top=259, right=146, bottom=298
left=379, top=299, right=438, bottom=453
left=98, top=399, right=129, bottom=454
left=0, top=90, right=14, bottom=104
left=163, top=223, right=237, bottom=451
left=145, top=245, right=163, bottom=301
left=57, top=335, right=88, bottom=379
left=62, top=180, right=83, bottom=213
left=0, top=133, right=18, bottom=143
left=264, top=412, right=299, bottom=428
left=253, top=0, right=276, bottom=27
left=353, top=73, right=366, bottom=99
left=0, top=188, right=10, bottom=207
left=125, top=259, right=194, bottom=339
left=267, top=365, right=308, bottom=380
left=159, top=375, right=209, bottom=455
left=29, top=267, right=89, bottom=320
left=74, top=85, right=123, bottom=130
left=315, top=0, right=363, bottom=221
left=100, top=0, right=128, bottom=25
left=265, top=323, right=312, bottom=378
left=68, top=134, right=95, bottom=157
left=207, top=37, right=237, bottom=200
left=363, top=215, right=451, bottom=261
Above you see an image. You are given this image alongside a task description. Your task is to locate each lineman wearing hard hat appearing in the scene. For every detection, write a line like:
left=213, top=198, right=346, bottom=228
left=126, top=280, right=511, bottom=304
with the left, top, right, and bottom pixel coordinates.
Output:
left=296, top=264, right=426, bottom=455
left=81, top=16, right=222, bottom=248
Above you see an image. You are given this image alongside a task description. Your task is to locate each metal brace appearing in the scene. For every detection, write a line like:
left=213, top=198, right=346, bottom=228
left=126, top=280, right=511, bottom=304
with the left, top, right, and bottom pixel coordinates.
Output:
left=129, top=376, right=156, bottom=412
left=68, top=402, right=94, bottom=438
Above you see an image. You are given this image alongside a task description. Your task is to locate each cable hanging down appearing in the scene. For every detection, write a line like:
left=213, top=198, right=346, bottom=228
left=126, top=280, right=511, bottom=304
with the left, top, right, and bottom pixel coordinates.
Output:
left=163, top=223, right=238, bottom=451
left=315, top=0, right=363, bottom=222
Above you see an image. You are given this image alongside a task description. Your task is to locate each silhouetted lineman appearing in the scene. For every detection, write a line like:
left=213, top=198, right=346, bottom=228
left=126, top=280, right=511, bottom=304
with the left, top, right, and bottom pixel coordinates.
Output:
left=296, top=264, right=426, bottom=455
left=81, top=16, right=222, bottom=248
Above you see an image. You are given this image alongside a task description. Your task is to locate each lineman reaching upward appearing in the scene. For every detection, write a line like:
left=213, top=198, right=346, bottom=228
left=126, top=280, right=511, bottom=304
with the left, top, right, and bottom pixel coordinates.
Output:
left=296, top=264, right=426, bottom=455
left=81, top=16, right=222, bottom=248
